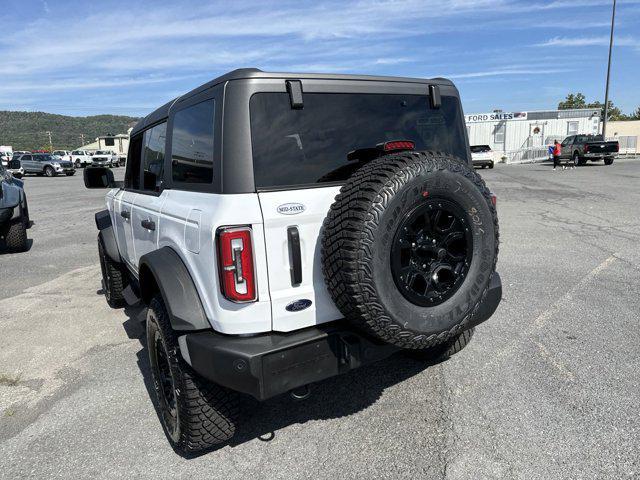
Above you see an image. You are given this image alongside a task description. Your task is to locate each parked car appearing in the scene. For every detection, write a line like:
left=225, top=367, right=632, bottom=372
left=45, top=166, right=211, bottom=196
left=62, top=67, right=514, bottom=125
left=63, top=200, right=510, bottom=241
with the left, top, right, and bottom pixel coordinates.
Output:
left=84, top=68, right=502, bottom=454
left=470, top=145, right=494, bottom=169
left=6, top=159, right=24, bottom=178
left=70, top=150, right=94, bottom=168
left=90, top=150, right=119, bottom=167
left=0, top=162, right=30, bottom=252
left=0, top=152, right=12, bottom=167
left=52, top=150, right=72, bottom=161
left=560, top=134, right=619, bottom=166
left=16, top=153, right=75, bottom=176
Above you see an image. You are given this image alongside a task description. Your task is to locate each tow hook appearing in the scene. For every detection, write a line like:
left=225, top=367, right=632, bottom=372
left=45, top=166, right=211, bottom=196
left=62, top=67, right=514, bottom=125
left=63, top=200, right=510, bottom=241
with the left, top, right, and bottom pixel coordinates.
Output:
left=289, top=384, right=311, bottom=401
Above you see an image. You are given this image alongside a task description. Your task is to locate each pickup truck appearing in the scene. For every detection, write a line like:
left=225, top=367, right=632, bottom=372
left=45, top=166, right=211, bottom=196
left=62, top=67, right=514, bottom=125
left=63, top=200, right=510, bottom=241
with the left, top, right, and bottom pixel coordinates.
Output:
left=560, top=135, right=619, bottom=166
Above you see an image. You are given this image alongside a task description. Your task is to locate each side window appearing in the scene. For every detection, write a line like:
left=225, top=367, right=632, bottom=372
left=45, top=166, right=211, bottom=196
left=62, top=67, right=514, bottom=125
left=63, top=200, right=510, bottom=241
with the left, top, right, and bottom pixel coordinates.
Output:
left=125, top=134, right=143, bottom=190
left=171, top=100, right=215, bottom=184
left=567, top=121, right=579, bottom=136
left=104, top=138, right=115, bottom=147
left=142, top=122, right=167, bottom=192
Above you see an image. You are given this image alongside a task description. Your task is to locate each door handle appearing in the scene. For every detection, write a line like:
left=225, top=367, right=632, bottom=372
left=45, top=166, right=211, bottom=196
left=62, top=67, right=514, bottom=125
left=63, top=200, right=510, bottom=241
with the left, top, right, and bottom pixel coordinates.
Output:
left=120, top=210, right=130, bottom=219
left=287, top=226, right=302, bottom=286
left=141, top=219, right=156, bottom=231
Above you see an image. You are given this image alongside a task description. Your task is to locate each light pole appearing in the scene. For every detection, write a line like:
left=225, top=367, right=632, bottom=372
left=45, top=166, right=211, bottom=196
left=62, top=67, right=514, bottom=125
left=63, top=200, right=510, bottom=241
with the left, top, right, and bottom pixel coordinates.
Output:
left=45, top=131, right=53, bottom=152
left=602, top=0, right=616, bottom=137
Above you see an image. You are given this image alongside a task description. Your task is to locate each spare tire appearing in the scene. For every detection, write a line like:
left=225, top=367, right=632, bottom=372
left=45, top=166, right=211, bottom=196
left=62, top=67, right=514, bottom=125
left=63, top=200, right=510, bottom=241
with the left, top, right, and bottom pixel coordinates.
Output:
left=321, top=151, right=499, bottom=349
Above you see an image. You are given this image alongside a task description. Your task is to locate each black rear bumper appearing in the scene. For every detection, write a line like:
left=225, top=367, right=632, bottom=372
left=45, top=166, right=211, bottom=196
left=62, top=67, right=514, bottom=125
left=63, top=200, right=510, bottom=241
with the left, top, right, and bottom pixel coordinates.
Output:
left=183, top=272, right=502, bottom=401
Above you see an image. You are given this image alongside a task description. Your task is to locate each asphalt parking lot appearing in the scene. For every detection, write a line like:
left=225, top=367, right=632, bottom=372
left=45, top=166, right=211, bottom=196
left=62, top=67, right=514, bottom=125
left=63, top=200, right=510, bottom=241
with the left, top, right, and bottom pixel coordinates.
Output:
left=1, top=158, right=639, bottom=479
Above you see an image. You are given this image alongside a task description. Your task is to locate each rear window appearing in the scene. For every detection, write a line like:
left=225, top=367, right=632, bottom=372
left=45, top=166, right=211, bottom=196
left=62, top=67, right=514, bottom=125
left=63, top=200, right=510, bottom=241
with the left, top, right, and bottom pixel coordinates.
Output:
left=470, top=145, right=491, bottom=153
left=250, top=92, right=467, bottom=189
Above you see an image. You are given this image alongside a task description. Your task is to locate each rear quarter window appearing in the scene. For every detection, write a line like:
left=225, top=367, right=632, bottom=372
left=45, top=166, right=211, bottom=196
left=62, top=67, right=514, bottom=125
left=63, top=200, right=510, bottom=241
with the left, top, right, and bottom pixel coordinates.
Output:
left=249, top=92, right=467, bottom=189
left=170, top=100, right=215, bottom=184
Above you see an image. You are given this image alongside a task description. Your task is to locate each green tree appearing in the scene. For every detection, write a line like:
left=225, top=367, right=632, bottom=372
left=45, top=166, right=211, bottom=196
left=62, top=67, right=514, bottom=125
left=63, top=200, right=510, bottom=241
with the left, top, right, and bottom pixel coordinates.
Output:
left=558, top=93, right=587, bottom=110
left=558, top=93, right=630, bottom=121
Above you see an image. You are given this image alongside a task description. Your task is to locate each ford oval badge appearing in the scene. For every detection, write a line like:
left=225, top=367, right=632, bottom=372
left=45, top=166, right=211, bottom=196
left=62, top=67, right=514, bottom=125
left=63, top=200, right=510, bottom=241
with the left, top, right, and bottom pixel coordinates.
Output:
left=286, top=299, right=312, bottom=312
left=277, top=203, right=306, bottom=215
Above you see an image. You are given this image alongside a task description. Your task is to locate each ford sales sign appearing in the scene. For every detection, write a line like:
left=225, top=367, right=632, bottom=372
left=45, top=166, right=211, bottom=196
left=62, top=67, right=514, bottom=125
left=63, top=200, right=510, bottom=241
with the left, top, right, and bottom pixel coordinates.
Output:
left=465, top=111, right=528, bottom=123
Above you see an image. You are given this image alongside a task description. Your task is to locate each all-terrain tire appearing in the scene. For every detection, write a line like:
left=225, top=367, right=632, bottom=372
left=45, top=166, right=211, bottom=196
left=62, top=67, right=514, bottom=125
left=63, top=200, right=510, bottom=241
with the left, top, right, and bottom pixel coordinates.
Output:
left=98, top=238, right=126, bottom=308
left=5, top=219, right=28, bottom=252
left=322, top=151, right=499, bottom=350
left=405, top=327, right=475, bottom=361
left=147, top=295, right=238, bottom=453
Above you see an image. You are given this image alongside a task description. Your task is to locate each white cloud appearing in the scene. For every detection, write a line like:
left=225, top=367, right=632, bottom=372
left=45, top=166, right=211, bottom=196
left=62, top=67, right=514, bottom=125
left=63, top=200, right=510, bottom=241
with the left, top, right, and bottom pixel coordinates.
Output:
left=536, top=35, right=639, bottom=47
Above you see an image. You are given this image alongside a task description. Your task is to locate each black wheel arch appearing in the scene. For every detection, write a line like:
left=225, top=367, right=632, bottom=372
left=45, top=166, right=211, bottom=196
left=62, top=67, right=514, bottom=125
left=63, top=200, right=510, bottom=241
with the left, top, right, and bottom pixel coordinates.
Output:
left=139, top=247, right=209, bottom=331
left=95, top=210, right=121, bottom=263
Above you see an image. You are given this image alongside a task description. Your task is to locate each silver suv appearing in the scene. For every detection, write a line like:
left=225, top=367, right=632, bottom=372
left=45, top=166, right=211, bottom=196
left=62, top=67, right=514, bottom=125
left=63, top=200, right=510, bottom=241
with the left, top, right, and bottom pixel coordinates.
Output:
left=16, top=153, right=75, bottom=177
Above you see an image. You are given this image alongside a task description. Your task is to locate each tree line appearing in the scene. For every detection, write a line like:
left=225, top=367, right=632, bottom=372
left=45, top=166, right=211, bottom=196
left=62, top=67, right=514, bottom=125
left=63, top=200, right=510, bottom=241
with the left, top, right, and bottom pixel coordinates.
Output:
left=558, top=93, right=640, bottom=121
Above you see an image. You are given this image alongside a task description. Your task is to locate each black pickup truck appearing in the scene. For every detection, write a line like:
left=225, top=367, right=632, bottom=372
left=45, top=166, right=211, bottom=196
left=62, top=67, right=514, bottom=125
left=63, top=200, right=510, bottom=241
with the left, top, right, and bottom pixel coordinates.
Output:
left=560, top=134, right=619, bottom=166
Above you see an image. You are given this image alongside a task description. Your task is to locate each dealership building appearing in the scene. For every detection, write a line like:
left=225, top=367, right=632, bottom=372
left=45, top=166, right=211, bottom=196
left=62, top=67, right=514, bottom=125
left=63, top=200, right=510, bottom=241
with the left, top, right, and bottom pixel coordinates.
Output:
left=465, top=108, right=601, bottom=157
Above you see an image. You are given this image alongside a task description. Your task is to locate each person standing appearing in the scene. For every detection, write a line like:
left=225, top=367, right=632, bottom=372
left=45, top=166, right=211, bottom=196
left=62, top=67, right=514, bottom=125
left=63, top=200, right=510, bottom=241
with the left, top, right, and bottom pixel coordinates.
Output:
left=553, top=140, right=562, bottom=170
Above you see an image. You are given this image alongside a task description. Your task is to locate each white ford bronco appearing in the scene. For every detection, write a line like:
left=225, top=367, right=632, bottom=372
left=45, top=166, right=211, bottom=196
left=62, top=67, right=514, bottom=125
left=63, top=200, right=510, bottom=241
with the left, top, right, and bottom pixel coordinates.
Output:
left=85, top=68, right=502, bottom=454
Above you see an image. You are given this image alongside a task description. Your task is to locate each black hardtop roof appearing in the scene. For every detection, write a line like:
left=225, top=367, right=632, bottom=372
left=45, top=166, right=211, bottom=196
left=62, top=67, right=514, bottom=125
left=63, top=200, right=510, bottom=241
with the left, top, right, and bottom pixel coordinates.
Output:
left=131, top=68, right=454, bottom=136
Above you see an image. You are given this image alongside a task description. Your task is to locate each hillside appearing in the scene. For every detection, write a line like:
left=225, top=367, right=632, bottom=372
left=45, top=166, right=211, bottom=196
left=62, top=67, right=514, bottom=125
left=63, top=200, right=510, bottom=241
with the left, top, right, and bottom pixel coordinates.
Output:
left=0, top=111, right=140, bottom=151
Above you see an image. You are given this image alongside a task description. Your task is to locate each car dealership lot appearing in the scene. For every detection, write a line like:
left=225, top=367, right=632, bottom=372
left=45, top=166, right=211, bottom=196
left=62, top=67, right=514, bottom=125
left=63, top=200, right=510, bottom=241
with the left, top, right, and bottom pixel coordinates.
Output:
left=1, top=160, right=639, bottom=479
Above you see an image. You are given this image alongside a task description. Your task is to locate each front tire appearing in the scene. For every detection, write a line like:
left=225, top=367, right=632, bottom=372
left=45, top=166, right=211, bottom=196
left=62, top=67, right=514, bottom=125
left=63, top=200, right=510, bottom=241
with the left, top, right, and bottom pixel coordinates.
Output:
left=98, top=238, right=126, bottom=308
left=147, top=296, right=238, bottom=453
left=5, top=218, right=28, bottom=252
left=44, top=166, right=55, bottom=177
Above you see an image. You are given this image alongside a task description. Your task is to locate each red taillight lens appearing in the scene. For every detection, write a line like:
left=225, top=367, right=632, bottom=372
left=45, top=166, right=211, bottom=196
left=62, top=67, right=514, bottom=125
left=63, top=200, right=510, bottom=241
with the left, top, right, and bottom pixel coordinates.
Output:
left=217, top=227, right=256, bottom=302
left=382, top=140, right=415, bottom=152
left=584, top=144, right=589, bottom=153
left=490, top=193, right=497, bottom=207
left=615, top=143, right=619, bottom=152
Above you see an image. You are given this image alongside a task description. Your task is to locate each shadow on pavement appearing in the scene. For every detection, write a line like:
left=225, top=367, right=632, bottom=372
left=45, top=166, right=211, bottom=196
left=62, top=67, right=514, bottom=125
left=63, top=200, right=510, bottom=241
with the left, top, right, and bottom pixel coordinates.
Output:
left=117, top=304, right=440, bottom=458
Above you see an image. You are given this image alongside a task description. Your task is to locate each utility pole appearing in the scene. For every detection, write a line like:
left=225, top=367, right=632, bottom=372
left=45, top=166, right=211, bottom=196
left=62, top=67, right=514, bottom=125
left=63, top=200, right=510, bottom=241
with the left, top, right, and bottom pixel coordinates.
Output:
left=45, top=131, right=53, bottom=152
left=602, top=0, right=616, bottom=138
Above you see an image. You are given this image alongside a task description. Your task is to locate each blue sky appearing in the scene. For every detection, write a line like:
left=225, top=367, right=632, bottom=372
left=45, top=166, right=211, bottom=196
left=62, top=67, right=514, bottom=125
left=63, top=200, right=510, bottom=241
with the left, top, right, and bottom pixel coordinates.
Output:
left=1, top=0, right=639, bottom=117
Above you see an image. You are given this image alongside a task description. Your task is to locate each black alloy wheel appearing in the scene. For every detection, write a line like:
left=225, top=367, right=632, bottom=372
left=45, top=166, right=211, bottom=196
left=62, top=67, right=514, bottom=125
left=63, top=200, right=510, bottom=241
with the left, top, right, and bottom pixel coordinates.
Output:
left=149, top=319, right=180, bottom=441
left=391, top=198, right=473, bottom=307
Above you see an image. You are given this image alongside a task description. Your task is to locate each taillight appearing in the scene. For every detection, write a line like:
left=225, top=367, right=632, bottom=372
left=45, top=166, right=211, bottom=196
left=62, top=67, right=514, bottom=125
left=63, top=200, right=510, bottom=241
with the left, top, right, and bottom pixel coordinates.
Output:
left=584, top=144, right=589, bottom=153
left=380, top=140, right=415, bottom=152
left=217, top=227, right=256, bottom=302
left=615, top=143, right=619, bottom=152
left=490, top=193, right=497, bottom=207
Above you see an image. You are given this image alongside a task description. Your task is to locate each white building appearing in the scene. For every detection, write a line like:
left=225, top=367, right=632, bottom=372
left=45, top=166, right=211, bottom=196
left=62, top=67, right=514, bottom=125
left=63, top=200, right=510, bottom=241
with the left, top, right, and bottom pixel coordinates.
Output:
left=466, top=109, right=601, bottom=160
left=80, top=129, right=131, bottom=157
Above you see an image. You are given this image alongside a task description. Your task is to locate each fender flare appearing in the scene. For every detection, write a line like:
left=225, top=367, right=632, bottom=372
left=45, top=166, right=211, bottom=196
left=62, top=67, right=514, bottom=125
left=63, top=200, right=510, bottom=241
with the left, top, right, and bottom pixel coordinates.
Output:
left=95, top=210, right=121, bottom=263
left=139, top=247, right=209, bottom=331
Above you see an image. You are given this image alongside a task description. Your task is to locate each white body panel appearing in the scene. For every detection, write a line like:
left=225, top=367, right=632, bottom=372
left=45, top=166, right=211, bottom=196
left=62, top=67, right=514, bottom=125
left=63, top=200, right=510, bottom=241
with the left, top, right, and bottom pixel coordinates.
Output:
left=111, top=189, right=271, bottom=334
left=258, top=187, right=342, bottom=332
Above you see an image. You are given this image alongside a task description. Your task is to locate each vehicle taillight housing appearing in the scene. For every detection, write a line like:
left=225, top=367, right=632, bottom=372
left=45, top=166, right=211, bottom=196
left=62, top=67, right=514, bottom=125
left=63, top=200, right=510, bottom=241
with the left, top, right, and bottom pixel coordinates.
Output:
left=615, top=143, right=620, bottom=152
left=584, top=144, right=589, bottom=153
left=217, top=227, right=256, bottom=302
left=490, top=193, right=497, bottom=207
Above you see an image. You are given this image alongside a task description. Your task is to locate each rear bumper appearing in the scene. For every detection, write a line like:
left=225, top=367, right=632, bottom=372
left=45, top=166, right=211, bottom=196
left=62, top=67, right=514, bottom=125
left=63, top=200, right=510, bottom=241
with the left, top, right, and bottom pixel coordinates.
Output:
left=584, top=153, right=616, bottom=159
left=472, top=159, right=494, bottom=167
left=183, top=272, right=502, bottom=401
